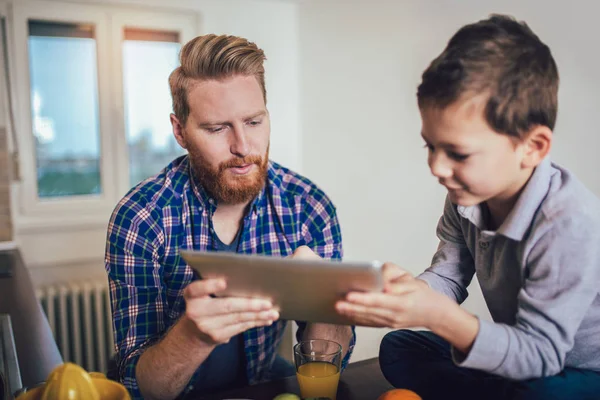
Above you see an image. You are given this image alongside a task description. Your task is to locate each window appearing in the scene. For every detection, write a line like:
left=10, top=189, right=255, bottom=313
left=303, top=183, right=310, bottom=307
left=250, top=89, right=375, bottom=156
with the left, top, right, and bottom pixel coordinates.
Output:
left=10, top=1, right=197, bottom=224
left=28, top=21, right=101, bottom=198
left=122, top=28, right=185, bottom=186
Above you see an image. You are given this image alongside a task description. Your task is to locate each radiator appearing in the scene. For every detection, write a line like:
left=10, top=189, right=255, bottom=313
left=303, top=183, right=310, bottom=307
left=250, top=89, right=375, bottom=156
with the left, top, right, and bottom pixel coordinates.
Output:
left=35, top=281, right=115, bottom=373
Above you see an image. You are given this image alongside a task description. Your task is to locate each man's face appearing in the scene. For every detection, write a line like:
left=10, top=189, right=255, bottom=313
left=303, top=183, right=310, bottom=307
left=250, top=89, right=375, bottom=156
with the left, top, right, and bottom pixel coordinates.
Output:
left=420, top=95, right=529, bottom=207
left=172, top=75, right=270, bottom=205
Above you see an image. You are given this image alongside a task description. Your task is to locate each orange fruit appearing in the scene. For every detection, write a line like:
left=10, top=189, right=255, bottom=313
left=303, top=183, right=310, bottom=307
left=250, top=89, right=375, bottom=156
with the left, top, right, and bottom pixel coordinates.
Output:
left=377, top=388, right=422, bottom=400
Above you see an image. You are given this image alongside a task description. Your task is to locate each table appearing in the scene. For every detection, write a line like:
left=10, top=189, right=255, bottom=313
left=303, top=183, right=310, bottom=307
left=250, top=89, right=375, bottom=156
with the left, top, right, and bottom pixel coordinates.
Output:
left=196, top=357, right=394, bottom=400
left=0, top=249, right=62, bottom=391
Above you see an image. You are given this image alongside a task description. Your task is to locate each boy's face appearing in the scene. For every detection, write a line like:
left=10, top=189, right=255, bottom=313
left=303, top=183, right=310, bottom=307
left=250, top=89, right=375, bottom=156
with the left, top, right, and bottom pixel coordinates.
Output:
left=420, top=95, right=530, bottom=208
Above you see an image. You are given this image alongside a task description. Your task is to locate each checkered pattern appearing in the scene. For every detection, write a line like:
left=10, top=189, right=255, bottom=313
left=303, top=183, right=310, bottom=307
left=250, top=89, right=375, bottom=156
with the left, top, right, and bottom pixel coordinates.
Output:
left=105, top=156, right=354, bottom=399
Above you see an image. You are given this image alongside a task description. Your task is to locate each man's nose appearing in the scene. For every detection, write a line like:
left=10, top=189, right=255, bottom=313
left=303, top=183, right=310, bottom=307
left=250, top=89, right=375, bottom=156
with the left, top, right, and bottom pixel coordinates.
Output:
left=230, top=125, right=250, bottom=157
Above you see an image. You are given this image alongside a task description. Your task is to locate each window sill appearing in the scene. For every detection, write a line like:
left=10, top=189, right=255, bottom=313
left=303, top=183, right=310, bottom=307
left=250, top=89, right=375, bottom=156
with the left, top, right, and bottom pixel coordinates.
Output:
left=15, top=213, right=110, bottom=234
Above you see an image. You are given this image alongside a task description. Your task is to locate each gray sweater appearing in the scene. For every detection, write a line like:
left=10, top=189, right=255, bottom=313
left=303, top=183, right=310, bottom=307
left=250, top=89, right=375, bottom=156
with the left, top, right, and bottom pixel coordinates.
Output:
left=419, top=158, right=600, bottom=380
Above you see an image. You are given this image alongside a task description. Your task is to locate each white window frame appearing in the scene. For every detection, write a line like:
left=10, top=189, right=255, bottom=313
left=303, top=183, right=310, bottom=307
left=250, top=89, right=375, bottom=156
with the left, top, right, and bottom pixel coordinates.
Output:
left=109, top=9, right=196, bottom=197
left=12, top=1, right=114, bottom=220
left=8, top=1, right=198, bottom=231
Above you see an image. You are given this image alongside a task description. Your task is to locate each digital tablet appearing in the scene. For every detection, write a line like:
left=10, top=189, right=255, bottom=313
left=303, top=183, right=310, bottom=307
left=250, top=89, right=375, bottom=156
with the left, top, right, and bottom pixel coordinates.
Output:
left=180, top=250, right=384, bottom=325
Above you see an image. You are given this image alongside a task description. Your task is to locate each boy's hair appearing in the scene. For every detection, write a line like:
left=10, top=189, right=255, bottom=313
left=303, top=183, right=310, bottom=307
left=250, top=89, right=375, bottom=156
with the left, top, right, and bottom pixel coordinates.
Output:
left=169, top=34, right=267, bottom=126
left=417, top=14, right=559, bottom=139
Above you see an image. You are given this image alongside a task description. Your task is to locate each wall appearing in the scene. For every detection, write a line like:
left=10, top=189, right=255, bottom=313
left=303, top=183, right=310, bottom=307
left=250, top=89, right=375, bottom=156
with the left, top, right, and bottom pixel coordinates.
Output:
left=0, top=8, right=12, bottom=243
left=0, top=130, right=10, bottom=243
left=299, top=0, right=600, bottom=361
left=7, top=0, right=301, bottom=285
left=0, top=129, right=10, bottom=242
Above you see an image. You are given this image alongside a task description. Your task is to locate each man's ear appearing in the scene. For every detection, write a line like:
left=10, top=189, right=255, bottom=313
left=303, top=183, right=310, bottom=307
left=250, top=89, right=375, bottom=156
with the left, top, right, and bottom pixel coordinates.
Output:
left=521, top=125, right=552, bottom=169
left=171, top=113, right=187, bottom=149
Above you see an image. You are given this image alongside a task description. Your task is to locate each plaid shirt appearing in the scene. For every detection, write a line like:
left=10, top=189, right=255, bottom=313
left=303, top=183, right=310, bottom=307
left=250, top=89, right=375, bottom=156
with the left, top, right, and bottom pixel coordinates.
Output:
left=105, top=155, right=355, bottom=399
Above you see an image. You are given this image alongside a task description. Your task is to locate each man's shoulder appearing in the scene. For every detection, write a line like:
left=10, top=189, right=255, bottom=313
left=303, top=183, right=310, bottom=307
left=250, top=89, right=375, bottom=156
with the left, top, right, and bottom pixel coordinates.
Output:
left=267, top=161, right=336, bottom=209
left=535, top=163, right=600, bottom=236
left=110, top=156, right=189, bottom=226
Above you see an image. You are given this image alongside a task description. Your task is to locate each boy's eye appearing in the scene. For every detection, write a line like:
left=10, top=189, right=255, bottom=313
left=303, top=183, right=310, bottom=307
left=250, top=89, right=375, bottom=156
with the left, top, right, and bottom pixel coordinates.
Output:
left=423, top=142, right=469, bottom=161
left=448, top=151, right=469, bottom=161
left=247, top=119, right=262, bottom=127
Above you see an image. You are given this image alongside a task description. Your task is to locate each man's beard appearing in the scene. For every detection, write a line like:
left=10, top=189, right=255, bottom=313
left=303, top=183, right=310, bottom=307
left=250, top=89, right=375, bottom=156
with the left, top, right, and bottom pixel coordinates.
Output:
left=189, top=148, right=269, bottom=205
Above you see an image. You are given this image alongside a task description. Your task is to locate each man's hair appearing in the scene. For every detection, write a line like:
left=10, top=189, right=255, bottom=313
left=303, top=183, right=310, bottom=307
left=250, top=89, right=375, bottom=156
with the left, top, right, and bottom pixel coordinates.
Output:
left=417, top=14, right=559, bottom=139
left=169, top=34, right=267, bottom=126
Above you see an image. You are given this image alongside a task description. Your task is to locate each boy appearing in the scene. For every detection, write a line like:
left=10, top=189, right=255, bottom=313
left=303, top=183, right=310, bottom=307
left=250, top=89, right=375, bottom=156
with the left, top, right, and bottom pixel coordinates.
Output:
left=335, top=14, right=600, bottom=400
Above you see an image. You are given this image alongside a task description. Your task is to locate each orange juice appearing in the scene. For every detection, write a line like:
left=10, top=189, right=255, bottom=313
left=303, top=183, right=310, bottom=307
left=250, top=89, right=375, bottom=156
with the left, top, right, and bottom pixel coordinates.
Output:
left=296, top=361, right=340, bottom=400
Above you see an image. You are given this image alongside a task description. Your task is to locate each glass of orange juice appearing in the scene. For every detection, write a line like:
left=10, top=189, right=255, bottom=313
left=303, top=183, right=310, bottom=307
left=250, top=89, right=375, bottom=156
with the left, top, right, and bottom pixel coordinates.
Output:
left=293, top=339, right=342, bottom=400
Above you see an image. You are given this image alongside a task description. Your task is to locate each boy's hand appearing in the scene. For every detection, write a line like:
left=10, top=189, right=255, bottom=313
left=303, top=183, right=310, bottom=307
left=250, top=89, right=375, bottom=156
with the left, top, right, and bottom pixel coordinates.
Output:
left=335, top=263, right=447, bottom=329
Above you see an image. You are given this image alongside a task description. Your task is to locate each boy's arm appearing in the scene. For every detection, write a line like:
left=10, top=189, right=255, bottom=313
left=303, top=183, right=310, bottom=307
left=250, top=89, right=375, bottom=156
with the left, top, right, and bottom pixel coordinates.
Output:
left=418, top=196, right=476, bottom=303
left=449, top=213, right=600, bottom=379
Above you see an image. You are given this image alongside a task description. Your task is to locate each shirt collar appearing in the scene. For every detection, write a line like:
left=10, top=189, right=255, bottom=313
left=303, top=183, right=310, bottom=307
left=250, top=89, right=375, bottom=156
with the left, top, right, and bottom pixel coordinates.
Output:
left=457, top=157, right=553, bottom=241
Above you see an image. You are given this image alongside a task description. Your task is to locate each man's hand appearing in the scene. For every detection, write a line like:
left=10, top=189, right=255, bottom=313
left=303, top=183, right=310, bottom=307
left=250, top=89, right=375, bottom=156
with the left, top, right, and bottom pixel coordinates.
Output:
left=184, top=278, right=280, bottom=345
left=290, top=245, right=320, bottom=260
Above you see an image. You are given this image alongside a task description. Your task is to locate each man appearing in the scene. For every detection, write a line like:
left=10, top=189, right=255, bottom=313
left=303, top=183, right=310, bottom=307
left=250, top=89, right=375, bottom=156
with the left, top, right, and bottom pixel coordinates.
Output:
left=105, top=34, right=354, bottom=400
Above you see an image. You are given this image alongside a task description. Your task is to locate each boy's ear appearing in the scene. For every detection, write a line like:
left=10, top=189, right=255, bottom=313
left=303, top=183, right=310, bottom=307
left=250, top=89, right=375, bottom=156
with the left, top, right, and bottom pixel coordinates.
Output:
left=521, top=125, right=552, bottom=169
